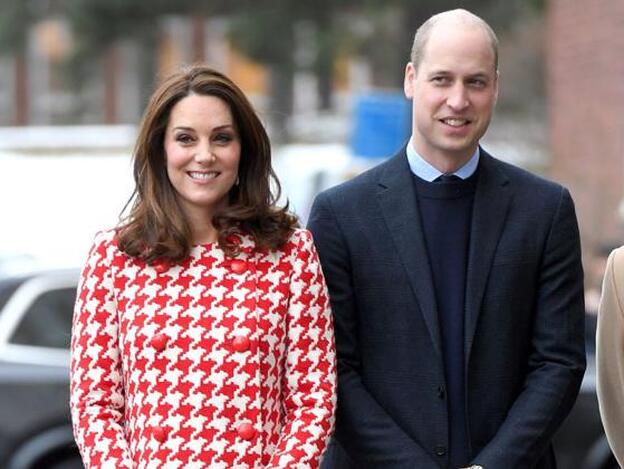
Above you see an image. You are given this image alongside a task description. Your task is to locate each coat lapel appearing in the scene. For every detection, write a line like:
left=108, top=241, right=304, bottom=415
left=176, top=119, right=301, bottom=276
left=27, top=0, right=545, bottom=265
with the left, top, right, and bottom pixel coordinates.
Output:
left=464, top=150, right=512, bottom=365
left=376, top=150, right=442, bottom=360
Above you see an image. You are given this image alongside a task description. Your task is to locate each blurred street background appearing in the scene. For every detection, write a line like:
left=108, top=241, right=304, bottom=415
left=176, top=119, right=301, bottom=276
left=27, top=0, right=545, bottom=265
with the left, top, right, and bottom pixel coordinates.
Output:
left=0, top=0, right=623, bottom=468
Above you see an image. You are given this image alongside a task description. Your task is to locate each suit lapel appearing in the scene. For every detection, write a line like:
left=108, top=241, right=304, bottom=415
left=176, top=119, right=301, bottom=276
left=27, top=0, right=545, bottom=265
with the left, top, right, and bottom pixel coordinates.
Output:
left=464, top=151, right=512, bottom=365
left=376, top=150, right=442, bottom=360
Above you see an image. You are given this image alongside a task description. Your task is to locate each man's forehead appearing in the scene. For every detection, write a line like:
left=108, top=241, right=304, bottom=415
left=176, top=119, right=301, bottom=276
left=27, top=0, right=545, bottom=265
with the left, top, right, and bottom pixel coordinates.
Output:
left=420, top=24, right=496, bottom=69
left=429, top=9, right=488, bottom=31
left=427, top=20, right=491, bottom=48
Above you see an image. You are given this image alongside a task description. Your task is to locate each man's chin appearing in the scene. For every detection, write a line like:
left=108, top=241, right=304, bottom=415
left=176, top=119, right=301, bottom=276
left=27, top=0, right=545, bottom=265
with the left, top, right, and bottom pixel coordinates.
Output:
left=435, top=141, right=479, bottom=159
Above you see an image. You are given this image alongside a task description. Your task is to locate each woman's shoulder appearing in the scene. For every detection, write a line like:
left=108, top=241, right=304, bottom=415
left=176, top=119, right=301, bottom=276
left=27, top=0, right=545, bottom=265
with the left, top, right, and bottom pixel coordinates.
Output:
left=604, top=247, right=624, bottom=305
left=611, top=246, right=624, bottom=263
left=90, top=228, right=119, bottom=249
left=286, top=228, right=315, bottom=247
left=85, top=228, right=125, bottom=260
left=607, top=247, right=624, bottom=281
left=253, top=228, right=313, bottom=257
left=94, top=227, right=117, bottom=242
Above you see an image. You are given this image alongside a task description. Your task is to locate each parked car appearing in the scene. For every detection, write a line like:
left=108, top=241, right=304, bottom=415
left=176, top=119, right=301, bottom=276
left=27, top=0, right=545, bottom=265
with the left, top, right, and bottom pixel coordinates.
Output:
left=0, top=267, right=82, bottom=469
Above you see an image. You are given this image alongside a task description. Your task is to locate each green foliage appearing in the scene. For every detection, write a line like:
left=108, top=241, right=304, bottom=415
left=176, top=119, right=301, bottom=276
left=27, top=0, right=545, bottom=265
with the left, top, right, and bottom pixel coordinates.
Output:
left=528, top=0, right=546, bottom=12
left=67, top=0, right=159, bottom=51
left=229, top=1, right=296, bottom=67
left=0, top=0, right=546, bottom=124
left=0, top=0, right=38, bottom=53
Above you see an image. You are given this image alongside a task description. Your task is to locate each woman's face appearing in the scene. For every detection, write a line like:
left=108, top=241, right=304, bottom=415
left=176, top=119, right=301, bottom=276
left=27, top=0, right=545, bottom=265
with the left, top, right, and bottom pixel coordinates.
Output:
left=164, top=93, right=241, bottom=222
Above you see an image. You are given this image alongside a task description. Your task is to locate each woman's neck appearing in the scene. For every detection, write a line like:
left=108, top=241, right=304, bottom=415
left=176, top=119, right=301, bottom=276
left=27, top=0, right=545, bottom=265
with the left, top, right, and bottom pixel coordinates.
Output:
left=185, top=210, right=218, bottom=245
left=192, top=226, right=218, bottom=245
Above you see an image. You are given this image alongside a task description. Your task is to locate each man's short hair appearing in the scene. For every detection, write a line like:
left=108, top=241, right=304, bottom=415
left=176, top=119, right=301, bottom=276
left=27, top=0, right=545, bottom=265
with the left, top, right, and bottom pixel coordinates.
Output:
left=410, top=9, right=499, bottom=72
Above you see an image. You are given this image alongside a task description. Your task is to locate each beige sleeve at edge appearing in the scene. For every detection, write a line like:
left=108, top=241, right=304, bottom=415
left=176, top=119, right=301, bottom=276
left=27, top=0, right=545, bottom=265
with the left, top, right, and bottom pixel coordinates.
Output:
left=596, top=247, right=624, bottom=468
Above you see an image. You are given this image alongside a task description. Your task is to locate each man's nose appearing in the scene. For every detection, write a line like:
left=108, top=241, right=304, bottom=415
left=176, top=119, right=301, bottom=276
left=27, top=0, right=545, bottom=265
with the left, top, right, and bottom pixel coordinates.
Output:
left=447, top=84, right=469, bottom=110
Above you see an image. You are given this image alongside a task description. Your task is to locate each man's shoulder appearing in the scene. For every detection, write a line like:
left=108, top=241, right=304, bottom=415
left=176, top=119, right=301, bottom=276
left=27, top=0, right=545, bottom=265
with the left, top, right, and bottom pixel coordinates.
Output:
left=316, top=152, right=400, bottom=202
left=485, top=151, right=566, bottom=196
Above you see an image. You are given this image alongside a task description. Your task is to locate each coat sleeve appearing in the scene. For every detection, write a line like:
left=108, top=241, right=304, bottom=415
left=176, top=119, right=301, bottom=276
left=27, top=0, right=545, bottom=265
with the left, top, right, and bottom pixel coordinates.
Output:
left=307, top=192, right=440, bottom=468
left=597, top=247, right=624, bottom=468
left=472, top=188, right=586, bottom=467
left=267, top=229, right=337, bottom=469
left=70, top=231, right=133, bottom=469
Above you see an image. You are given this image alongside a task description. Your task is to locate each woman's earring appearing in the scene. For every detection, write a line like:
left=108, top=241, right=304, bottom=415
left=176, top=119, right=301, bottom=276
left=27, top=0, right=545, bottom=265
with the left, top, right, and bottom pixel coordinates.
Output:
left=235, top=176, right=240, bottom=186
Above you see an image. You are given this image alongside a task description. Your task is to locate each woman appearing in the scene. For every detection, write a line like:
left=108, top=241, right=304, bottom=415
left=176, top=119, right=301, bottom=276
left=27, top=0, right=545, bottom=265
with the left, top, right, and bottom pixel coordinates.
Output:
left=70, top=65, right=336, bottom=468
left=596, top=246, right=624, bottom=467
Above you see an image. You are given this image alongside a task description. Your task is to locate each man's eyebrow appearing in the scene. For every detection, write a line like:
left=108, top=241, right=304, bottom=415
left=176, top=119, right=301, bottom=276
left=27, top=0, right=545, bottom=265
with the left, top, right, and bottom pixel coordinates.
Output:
left=427, top=69, right=452, bottom=76
left=467, top=72, right=491, bottom=79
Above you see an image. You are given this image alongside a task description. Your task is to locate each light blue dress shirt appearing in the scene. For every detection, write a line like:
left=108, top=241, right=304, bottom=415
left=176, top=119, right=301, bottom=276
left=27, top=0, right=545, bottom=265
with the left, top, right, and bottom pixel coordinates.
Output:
left=406, top=137, right=480, bottom=182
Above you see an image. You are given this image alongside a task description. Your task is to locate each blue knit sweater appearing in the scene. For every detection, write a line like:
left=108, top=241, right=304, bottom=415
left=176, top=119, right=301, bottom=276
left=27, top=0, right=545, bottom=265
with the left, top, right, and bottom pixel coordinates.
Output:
left=413, top=172, right=478, bottom=467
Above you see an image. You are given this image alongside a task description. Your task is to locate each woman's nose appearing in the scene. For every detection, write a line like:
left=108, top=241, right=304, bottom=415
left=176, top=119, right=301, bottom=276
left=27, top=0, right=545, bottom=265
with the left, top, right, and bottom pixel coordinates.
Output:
left=194, top=142, right=216, bottom=163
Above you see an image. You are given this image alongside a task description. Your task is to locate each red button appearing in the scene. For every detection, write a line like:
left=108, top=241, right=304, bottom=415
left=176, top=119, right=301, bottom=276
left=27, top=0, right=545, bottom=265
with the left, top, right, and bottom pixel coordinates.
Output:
left=150, top=333, right=168, bottom=351
left=232, top=335, right=251, bottom=352
left=230, top=259, right=247, bottom=274
left=153, top=426, right=167, bottom=442
left=237, top=422, right=255, bottom=440
left=226, top=234, right=242, bottom=245
left=153, top=259, right=169, bottom=273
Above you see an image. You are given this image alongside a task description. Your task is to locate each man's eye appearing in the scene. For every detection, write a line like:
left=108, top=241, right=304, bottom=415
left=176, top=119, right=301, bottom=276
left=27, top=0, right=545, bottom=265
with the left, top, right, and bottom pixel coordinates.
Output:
left=432, top=76, right=450, bottom=84
left=468, top=79, right=487, bottom=88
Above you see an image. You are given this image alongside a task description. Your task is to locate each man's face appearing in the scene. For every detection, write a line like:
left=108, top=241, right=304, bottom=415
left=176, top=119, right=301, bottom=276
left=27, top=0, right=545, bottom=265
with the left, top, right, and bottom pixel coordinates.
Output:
left=404, top=23, right=498, bottom=168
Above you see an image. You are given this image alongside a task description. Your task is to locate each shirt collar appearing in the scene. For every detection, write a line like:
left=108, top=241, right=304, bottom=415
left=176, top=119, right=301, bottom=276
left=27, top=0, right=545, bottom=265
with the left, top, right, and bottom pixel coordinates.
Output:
left=406, top=137, right=480, bottom=182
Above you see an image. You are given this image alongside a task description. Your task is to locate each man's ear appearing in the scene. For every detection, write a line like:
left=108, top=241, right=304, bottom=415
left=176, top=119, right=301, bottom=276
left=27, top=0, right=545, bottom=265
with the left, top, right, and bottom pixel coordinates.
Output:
left=493, top=69, right=500, bottom=105
left=404, top=62, right=416, bottom=99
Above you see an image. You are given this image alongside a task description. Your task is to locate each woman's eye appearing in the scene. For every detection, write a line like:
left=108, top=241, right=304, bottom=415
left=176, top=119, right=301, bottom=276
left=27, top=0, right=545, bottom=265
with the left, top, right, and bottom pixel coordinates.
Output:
left=176, top=134, right=194, bottom=144
left=214, top=133, right=233, bottom=144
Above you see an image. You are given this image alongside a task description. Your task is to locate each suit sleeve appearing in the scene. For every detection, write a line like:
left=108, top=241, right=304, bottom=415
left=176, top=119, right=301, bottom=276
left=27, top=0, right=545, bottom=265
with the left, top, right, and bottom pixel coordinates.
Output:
left=267, top=229, right=337, bottom=469
left=596, top=248, right=624, bottom=468
left=308, top=192, right=440, bottom=468
left=472, top=188, right=586, bottom=467
left=70, top=232, right=133, bottom=469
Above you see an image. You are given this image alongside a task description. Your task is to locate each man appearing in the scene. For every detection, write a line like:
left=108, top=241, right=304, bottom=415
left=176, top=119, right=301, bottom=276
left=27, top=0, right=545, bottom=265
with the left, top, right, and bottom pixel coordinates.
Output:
left=308, top=9, right=585, bottom=469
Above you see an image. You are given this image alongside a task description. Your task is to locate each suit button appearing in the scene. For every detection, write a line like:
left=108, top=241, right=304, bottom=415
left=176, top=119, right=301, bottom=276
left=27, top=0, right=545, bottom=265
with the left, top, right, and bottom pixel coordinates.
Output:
left=437, top=385, right=445, bottom=398
left=237, top=422, right=255, bottom=440
left=232, top=335, right=251, bottom=352
left=435, top=445, right=447, bottom=456
left=150, top=333, right=168, bottom=351
left=153, top=426, right=167, bottom=443
left=230, top=259, right=247, bottom=274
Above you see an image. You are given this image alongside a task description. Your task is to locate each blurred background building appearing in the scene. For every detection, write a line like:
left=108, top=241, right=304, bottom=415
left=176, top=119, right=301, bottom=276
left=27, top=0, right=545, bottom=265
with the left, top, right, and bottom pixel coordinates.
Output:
left=547, top=0, right=624, bottom=299
left=0, top=1, right=543, bottom=136
left=0, top=0, right=620, bottom=288
left=0, top=0, right=552, bottom=259
left=1, top=1, right=623, bottom=467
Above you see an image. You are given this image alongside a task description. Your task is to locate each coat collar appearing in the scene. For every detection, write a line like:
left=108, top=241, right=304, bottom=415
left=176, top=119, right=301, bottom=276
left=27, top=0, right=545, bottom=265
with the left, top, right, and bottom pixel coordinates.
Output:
left=376, top=148, right=443, bottom=361
left=464, top=149, right=511, bottom=365
left=375, top=147, right=512, bottom=365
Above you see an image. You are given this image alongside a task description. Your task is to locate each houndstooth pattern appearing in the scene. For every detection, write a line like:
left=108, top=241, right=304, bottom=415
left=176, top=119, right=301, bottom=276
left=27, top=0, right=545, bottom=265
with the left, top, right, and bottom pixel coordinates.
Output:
left=70, top=228, right=336, bottom=469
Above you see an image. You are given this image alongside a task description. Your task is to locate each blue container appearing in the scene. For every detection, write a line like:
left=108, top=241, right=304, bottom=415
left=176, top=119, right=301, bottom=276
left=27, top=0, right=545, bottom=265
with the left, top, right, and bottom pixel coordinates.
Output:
left=350, top=92, right=411, bottom=159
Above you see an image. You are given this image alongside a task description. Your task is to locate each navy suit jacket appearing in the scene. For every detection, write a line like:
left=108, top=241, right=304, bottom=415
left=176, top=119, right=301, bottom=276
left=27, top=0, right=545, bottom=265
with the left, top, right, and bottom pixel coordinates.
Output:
left=307, top=148, right=585, bottom=468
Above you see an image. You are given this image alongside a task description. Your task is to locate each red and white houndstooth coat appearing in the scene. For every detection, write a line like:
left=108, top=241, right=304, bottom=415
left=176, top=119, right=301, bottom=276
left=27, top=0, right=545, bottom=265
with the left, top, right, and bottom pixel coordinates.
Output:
left=70, top=228, right=336, bottom=468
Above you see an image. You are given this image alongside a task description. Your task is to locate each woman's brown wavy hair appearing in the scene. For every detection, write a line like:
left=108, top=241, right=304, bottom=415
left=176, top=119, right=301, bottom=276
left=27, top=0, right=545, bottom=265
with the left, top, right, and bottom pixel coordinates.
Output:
left=116, top=64, right=298, bottom=263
